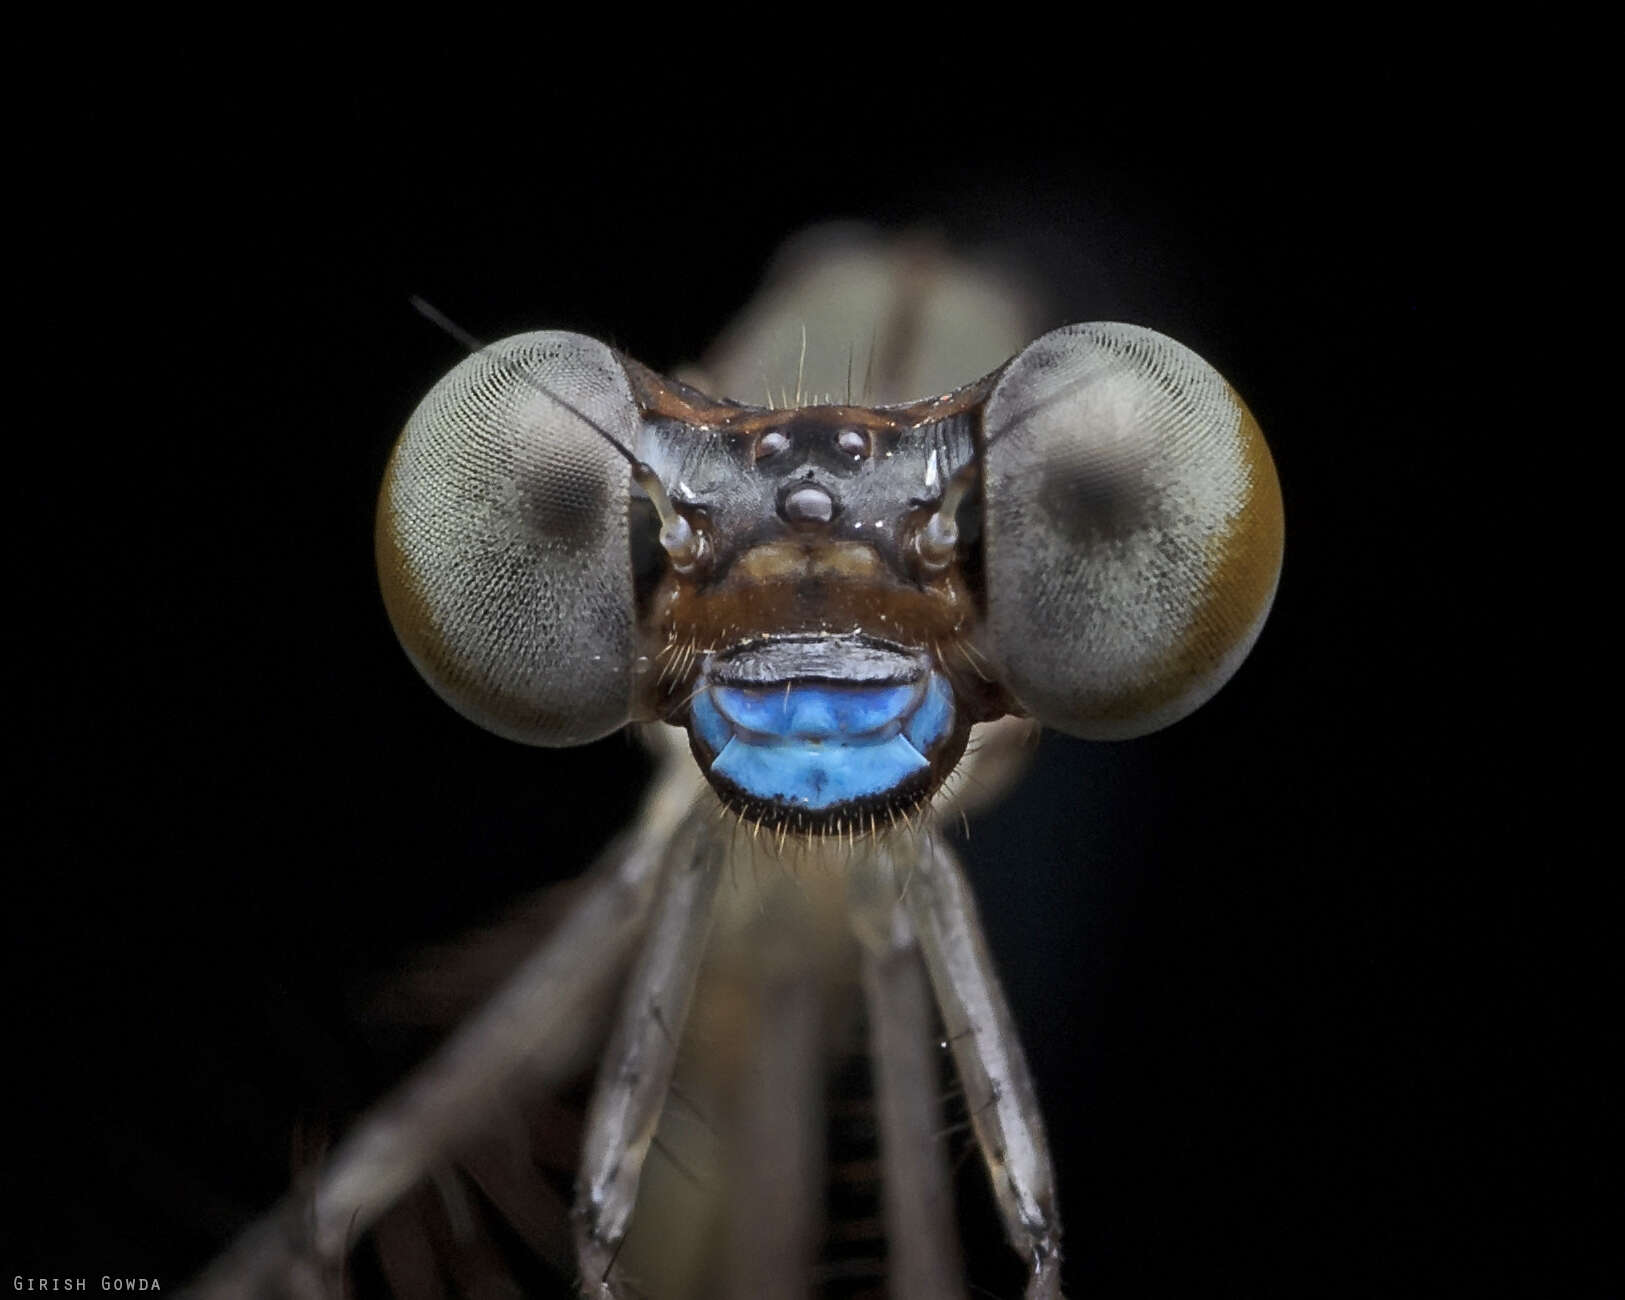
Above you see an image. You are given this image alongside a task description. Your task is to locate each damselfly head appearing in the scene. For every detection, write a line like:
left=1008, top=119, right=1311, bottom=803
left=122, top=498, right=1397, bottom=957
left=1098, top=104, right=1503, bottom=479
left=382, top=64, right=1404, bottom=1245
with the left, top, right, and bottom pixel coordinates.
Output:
left=377, top=314, right=1283, bottom=833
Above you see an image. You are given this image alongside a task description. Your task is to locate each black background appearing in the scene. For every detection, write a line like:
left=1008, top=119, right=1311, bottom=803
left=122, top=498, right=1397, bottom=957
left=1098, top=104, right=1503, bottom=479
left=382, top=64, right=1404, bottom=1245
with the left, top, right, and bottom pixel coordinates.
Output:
left=14, top=69, right=1594, bottom=1296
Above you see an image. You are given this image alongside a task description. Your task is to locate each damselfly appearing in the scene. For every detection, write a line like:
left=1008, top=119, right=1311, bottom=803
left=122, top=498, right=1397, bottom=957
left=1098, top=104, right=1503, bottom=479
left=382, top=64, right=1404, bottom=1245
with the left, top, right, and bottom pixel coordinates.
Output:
left=193, top=226, right=1283, bottom=1299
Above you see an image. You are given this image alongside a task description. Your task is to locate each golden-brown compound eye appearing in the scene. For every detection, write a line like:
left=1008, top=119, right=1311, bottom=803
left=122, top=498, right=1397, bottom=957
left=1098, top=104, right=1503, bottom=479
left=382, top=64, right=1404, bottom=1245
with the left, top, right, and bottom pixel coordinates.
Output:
left=979, top=323, right=1284, bottom=739
left=376, top=332, right=640, bottom=746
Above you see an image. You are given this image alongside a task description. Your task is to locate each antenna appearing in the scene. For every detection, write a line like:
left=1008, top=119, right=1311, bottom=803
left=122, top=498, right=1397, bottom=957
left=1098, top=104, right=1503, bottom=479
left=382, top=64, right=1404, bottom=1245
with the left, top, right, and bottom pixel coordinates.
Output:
left=913, top=461, right=979, bottom=573
left=409, top=296, right=708, bottom=573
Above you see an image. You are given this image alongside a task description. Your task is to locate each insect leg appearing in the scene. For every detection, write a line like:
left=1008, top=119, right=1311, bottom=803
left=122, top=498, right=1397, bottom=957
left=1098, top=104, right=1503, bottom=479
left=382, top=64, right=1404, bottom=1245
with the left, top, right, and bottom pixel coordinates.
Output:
left=850, top=857, right=968, bottom=1300
left=574, top=812, right=727, bottom=1297
left=187, top=752, right=706, bottom=1297
left=903, top=835, right=1063, bottom=1300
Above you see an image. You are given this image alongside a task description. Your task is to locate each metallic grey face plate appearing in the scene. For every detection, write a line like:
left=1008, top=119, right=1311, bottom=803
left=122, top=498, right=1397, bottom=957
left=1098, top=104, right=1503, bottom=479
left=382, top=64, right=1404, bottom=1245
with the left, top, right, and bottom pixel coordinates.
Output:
left=709, top=635, right=926, bottom=687
left=636, top=409, right=977, bottom=581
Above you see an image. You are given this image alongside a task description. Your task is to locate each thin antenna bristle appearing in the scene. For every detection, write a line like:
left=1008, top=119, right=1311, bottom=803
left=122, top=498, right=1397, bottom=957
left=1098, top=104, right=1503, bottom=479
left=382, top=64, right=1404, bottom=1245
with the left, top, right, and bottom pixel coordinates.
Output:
left=795, top=323, right=807, bottom=407
left=410, top=295, right=641, bottom=469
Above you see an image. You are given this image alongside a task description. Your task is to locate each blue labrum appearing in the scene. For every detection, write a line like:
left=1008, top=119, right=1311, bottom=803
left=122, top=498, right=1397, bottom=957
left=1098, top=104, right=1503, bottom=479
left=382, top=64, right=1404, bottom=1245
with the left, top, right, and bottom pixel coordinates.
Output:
left=689, top=671, right=956, bottom=812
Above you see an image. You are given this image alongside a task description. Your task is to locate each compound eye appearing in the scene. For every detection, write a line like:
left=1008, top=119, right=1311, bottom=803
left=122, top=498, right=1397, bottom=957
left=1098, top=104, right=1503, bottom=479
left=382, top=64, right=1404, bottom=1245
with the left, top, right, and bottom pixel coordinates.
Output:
left=979, top=323, right=1284, bottom=739
left=377, top=332, right=640, bottom=746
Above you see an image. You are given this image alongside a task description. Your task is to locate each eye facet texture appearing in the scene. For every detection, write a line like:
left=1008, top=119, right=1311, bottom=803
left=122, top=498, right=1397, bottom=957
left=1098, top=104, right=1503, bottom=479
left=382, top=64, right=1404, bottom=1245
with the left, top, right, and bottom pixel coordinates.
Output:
left=377, top=332, right=638, bottom=746
left=980, top=323, right=1284, bottom=740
